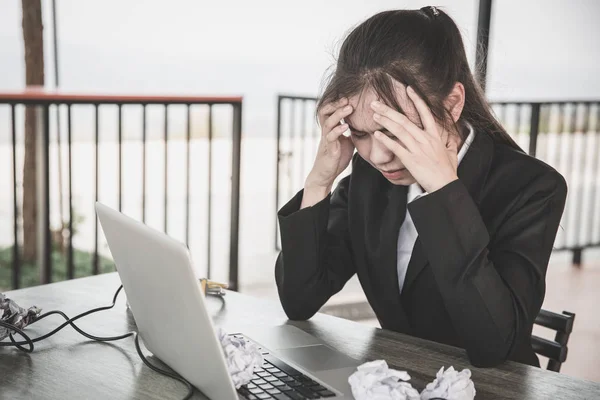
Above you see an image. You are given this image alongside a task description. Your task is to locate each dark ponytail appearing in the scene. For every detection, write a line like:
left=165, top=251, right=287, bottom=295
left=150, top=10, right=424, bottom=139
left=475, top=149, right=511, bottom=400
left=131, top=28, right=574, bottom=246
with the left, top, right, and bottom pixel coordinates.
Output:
left=318, top=7, right=521, bottom=150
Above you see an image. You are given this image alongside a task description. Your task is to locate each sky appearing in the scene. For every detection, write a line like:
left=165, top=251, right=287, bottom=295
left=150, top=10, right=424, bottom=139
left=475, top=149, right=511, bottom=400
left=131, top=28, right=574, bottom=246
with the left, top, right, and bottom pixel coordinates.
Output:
left=0, top=0, right=599, bottom=140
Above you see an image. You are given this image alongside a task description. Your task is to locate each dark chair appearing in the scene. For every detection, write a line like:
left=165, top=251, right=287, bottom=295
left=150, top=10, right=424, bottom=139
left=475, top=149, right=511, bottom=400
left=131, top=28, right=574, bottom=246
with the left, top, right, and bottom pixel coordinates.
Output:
left=531, top=309, right=576, bottom=372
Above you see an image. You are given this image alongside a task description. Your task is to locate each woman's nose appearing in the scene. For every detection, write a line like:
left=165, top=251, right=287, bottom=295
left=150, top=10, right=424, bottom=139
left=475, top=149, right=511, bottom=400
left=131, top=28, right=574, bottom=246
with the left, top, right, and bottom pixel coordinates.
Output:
left=369, top=136, right=395, bottom=166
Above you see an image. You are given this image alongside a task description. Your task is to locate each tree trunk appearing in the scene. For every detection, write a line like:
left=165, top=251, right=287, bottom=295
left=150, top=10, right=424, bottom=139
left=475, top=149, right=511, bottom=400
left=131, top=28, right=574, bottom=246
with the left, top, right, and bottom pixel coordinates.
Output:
left=21, top=0, right=45, bottom=263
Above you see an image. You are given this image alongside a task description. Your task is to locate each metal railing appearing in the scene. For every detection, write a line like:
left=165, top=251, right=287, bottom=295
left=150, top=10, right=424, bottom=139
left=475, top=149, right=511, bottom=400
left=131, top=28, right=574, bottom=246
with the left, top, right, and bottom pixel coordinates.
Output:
left=275, top=95, right=600, bottom=263
left=1, top=90, right=243, bottom=290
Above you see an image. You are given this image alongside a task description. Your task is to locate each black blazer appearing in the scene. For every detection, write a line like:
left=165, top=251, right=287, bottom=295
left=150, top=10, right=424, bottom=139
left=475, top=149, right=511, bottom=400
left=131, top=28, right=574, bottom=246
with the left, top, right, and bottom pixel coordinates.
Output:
left=275, top=131, right=568, bottom=368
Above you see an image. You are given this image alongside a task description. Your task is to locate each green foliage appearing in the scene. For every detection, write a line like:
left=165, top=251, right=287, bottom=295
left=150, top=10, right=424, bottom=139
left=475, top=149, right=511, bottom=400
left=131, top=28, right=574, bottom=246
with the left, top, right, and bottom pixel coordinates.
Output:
left=0, top=206, right=115, bottom=292
left=0, top=246, right=114, bottom=292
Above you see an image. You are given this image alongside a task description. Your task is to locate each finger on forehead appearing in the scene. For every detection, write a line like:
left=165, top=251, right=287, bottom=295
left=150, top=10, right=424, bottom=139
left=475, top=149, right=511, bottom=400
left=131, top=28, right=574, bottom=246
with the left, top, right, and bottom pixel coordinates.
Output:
left=392, top=81, right=421, bottom=126
left=319, top=98, right=348, bottom=116
left=374, top=131, right=410, bottom=158
left=373, top=113, right=421, bottom=154
left=407, top=86, right=436, bottom=133
left=323, top=106, right=352, bottom=132
left=372, top=102, right=424, bottom=142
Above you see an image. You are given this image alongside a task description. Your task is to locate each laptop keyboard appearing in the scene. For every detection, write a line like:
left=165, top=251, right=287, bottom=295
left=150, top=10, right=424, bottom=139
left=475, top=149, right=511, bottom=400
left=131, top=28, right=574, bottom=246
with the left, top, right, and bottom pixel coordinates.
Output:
left=232, top=335, right=337, bottom=400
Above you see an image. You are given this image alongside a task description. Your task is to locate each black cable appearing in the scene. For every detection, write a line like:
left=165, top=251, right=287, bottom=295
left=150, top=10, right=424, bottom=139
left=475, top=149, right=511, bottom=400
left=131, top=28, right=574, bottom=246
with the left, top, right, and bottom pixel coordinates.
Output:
left=0, top=285, right=195, bottom=400
left=0, top=285, right=129, bottom=349
left=0, top=320, right=34, bottom=352
left=134, top=332, right=194, bottom=400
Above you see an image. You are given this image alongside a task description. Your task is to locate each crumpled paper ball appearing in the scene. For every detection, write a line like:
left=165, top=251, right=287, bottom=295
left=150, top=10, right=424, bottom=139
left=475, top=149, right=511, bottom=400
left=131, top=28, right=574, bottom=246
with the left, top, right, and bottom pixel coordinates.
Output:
left=0, top=293, right=41, bottom=341
left=420, top=366, right=476, bottom=400
left=216, top=327, right=264, bottom=388
left=348, top=360, right=420, bottom=400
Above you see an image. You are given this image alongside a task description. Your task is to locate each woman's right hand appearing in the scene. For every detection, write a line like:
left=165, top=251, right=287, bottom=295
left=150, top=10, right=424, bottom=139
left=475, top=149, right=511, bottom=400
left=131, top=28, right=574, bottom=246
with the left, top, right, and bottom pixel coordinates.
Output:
left=301, top=98, right=355, bottom=208
left=306, top=98, right=355, bottom=189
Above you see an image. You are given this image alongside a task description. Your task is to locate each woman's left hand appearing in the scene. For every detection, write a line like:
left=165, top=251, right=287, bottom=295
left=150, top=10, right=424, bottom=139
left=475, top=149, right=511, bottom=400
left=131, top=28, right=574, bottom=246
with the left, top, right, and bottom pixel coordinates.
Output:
left=371, top=86, right=459, bottom=193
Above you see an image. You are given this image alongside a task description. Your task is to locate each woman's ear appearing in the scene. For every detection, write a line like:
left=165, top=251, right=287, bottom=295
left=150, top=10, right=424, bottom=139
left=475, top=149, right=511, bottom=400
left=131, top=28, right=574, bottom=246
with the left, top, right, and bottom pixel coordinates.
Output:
left=444, top=82, right=465, bottom=123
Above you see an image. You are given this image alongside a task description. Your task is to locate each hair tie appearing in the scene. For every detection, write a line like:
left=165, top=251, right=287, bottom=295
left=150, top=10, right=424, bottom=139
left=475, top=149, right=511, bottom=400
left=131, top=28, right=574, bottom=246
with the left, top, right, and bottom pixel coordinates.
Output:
left=421, top=5, right=440, bottom=18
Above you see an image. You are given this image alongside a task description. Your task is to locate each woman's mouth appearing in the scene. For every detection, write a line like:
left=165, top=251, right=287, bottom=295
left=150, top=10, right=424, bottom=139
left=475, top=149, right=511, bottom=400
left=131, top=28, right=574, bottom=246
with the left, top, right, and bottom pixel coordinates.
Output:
left=380, top=168, right=407, bottom=180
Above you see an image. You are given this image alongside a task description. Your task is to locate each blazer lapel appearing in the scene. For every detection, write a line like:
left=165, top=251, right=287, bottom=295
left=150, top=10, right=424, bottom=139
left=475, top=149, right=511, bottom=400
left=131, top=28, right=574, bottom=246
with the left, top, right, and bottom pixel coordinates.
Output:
left=367, top=183, right=414, bottom=332
left=401, top=237, right=427, bottom=296
left=376, top=184, right=407, bottom=300
left=400, top=131, right=495, bottom=294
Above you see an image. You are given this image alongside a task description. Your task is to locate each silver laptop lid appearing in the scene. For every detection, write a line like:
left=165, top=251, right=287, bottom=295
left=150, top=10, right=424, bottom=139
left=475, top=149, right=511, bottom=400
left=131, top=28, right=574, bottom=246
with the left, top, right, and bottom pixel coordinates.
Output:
left=95, top=202, right=238, bottom=400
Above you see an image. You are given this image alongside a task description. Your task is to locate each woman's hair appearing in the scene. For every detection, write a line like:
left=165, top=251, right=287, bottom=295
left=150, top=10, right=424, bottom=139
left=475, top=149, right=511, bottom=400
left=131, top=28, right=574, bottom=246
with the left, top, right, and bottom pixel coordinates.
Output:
left=318, top=7, right=520, bottom=149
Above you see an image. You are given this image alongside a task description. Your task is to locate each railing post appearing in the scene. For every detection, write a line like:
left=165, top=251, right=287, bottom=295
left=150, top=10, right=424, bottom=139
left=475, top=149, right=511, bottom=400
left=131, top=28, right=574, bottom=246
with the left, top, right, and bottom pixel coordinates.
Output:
left=36, top=105, right=52, bottom=284
left=572, top=248, right=583, bottom=267
left=207, top=105, right=213, bottom=279
left=93, top=104, right=99, bottom=275
left=529, top=103, right=541, bottom=156
left=67, top=105, right=74, bottom=280
left=142, top=104, right=147, bottom=224
left=475, top=0, right=493, bottom=92
left=587, top=104, right=600, bottom=248
left=11, top=105, right=21, bottom=289
left=163, top=104, right=169, bottom=233
left=275, top=95, right=282, bottom=251
left=229, top=101, right=242, bottom=291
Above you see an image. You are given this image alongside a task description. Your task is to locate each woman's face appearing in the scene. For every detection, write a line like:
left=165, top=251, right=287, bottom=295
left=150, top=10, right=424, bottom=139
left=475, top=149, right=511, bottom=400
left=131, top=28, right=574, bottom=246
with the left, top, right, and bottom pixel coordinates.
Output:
left=345, top=84, right=422, bottom=186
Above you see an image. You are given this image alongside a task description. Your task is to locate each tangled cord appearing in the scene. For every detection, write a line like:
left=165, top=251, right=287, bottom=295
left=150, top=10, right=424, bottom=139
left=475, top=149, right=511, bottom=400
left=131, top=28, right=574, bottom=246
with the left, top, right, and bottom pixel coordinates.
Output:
left=0, top=285, right=129, bottom=352
left=0, top=285, right=194, bottom=400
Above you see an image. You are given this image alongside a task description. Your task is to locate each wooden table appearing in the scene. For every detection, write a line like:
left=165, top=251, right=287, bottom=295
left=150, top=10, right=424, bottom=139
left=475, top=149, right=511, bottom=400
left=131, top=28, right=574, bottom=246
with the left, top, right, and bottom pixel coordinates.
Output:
left=1, top=273, right=599, bottom=399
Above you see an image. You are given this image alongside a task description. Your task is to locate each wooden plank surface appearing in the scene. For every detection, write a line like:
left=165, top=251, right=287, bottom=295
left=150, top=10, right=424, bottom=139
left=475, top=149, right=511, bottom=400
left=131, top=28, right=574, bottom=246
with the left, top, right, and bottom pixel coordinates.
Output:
left=1, top=273, right=599, bottom=399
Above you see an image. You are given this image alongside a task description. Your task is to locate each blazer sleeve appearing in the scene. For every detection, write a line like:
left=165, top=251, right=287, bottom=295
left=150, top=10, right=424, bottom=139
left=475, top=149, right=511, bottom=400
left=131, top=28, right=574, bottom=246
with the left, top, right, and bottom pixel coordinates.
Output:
left=275, top=176, right=356, bottom=321
left=408, top=170, right=567, bottom=367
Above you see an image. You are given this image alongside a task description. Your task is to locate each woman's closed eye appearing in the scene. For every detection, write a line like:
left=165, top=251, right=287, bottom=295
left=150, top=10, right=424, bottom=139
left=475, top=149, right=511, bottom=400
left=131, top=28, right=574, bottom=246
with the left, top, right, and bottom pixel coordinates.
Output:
left=351, top=130, right=369, bottom=139
left=351, top=129, right=395, bottom=140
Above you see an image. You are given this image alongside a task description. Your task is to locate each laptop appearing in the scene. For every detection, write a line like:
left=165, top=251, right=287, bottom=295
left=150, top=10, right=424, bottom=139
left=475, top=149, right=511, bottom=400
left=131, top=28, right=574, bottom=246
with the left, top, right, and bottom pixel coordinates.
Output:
left=95, top=202, right=360, bottom=400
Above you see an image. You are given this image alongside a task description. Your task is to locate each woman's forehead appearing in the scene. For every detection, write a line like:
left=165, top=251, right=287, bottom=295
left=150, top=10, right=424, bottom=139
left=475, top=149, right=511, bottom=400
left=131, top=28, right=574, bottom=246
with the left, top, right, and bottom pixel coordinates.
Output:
left=349, top=83, right=415, bottom=111
left=346, top=83, right=419, bottom=130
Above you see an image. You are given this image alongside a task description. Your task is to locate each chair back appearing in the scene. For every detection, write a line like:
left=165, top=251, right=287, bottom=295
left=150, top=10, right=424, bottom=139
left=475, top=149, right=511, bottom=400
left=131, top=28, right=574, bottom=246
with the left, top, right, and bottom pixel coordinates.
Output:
left=531, top=309, right=576, bottom=372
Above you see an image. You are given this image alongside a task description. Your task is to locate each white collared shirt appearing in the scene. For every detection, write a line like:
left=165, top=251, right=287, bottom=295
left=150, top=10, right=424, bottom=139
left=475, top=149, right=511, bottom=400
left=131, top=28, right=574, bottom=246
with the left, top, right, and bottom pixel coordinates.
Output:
left=396, top=125, right=476, bottom=292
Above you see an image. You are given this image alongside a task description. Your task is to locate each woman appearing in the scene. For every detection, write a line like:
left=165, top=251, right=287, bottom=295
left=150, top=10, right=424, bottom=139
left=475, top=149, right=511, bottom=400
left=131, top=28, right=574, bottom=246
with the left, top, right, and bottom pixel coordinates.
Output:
left=274, top=7, right=567, bottom=368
